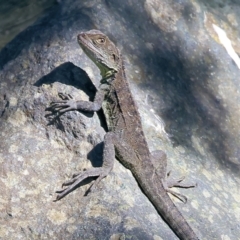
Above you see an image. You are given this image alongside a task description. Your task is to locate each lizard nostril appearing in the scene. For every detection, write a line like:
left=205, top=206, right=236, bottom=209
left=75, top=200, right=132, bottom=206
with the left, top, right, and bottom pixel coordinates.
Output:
left=78, top=33, right=85, bottom=40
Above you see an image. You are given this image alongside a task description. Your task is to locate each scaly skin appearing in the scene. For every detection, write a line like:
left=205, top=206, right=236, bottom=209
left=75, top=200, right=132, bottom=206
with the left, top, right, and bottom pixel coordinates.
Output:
left=49, top=29, right=199, bottom=240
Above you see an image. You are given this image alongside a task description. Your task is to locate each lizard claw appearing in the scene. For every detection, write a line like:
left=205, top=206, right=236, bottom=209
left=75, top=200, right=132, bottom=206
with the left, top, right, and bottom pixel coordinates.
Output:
left=53, top=167, right=111, bottom=202
left=166, top=188, right=188, bottom=203
left=162, top=173, right=196, bottom=203
left=166, top=171, right=196, bottom=189
left=49, top=93, right=77, bottom=113
left=58, top=92, right=73, bottom=100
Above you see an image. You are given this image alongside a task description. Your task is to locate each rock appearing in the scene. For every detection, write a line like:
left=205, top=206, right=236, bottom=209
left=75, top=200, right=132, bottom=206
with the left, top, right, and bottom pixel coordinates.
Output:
left=0, top=0, right=240, bottom=239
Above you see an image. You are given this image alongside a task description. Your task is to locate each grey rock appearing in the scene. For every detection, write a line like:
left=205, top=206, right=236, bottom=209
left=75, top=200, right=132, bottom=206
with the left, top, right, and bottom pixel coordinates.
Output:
left=0, top=0, right=240, bottom=239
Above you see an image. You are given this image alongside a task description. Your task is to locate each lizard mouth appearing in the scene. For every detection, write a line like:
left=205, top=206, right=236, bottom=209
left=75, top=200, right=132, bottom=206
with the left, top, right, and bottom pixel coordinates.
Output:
left=77, top=33, right=91, bottom=50
left=77, top=33, right=87, bottom=44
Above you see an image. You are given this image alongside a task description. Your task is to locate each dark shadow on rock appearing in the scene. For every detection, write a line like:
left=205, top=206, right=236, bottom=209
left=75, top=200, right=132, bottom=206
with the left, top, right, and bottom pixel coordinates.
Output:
left=35, top=62, right=96, bottom=119
left=35, top=61, right=107, bottom=131
left=35, top=61, right=107, bottom=166
left=35, top=62, right=96, bottom=98
left=0, top=6, right=59, bottom=71
left=200, top=0, right=240, bottom=9
left=72, top=216, right=158, bottom=240
left=87, top=142, right=104, bottom=168
left=103, top=0, right=239, bottom=172
left=0, top=4, right=94, bottom=71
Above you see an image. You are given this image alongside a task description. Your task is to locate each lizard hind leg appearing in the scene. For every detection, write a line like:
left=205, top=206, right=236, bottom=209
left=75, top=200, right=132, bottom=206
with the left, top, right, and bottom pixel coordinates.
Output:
left=151, top=150, right=196, bottom=203
left=54, top=132, right=116, bottom=202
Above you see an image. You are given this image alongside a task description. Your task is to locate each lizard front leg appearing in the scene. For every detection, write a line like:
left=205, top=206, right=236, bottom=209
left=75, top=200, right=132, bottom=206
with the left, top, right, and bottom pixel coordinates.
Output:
left=151, top=150, right=196, bottom=203
left=50, top=88, right=105, bottom=113
left=48, top=87, right=114, bottom=201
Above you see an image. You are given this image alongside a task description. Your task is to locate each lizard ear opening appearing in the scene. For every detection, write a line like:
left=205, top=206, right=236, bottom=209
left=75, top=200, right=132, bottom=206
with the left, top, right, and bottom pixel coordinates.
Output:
left=111, top=54, right=119, bottom=62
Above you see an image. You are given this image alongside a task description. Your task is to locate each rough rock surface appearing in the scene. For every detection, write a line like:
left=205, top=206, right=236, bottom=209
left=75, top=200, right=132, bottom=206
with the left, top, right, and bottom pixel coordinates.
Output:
left=0, top=0, right=56, bottom=50
left=0, top=0, right=240, bottom=239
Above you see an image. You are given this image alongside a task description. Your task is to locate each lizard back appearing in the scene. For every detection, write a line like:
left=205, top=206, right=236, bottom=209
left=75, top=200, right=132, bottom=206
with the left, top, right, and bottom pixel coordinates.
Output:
left=102, top=58, right=151, bottom=160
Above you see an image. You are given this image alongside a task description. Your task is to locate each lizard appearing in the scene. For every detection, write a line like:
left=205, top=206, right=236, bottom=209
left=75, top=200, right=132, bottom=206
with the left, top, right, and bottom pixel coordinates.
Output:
left=49, top=29, right=199, bottom=240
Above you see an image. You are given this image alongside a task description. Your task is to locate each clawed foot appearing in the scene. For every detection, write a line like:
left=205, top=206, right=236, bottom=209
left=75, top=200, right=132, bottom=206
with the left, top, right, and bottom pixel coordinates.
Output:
left=54, top=167, right=111, bottom=202
left=49, top=92, right=77, bottom=114
left=163, top=171, right=196, bottom=203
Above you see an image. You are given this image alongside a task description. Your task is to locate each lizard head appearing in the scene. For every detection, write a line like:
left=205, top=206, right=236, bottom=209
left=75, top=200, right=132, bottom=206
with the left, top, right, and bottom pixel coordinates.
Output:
left=78, top=30, right=121, bottom=79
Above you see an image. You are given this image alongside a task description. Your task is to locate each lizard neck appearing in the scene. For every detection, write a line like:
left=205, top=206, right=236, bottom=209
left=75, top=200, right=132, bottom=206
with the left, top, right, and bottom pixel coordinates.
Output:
left=100, top=69, right=116, bottom=84
left=100, top=57, right=124, bottom=84
left=100, top=69, right=116, bottom=79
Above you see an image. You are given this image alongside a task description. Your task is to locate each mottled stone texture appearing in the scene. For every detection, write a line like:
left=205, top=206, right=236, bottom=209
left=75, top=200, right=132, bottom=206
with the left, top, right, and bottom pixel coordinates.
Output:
left=0, top=0, right=240, bottom=239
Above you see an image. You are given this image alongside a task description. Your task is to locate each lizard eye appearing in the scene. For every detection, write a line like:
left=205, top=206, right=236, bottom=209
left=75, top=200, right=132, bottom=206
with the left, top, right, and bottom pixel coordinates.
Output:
left=96, top=37, right=105, bottom=44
